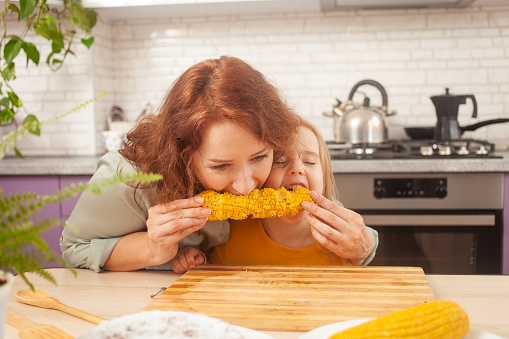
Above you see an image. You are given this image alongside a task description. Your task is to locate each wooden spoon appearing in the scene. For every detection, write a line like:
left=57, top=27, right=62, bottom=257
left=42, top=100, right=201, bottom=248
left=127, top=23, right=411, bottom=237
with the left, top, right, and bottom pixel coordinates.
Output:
left=15, top=289, right=104, bottom=325
left=7, top=308, right=73, bottom=339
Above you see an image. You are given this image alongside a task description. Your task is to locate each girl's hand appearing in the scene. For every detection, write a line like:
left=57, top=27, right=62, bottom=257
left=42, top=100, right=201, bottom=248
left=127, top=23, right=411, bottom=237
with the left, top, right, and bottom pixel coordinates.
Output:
left=145, top=196, right=211, bottom=266
left=302, top=191, right=374, bottom=266
left=171, top=247, right=206, bottom=273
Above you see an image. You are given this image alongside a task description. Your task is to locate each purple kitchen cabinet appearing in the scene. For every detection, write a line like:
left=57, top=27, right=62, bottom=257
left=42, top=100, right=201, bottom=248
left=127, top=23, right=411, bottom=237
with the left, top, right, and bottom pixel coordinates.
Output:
left=0, top=175, right=91, bottom=269
left=504, top=173, right=509, bottom=275
left=1, top=176, right=62, bottom=268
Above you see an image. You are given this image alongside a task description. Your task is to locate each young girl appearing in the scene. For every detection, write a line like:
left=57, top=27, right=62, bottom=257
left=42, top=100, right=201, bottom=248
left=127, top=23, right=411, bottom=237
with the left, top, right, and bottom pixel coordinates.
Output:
left=171, top=120, right=378, bottom=272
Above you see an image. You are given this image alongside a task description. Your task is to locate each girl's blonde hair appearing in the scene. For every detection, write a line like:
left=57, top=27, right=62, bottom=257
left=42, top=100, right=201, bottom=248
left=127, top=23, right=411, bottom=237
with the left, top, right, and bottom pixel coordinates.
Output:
left=299, top=119, right=338, bottom=201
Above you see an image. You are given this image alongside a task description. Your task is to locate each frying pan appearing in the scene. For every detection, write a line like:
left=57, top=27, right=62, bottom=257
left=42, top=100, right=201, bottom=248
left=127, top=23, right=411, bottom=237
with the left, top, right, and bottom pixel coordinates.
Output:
left=404, top=118, right=509, bottom=140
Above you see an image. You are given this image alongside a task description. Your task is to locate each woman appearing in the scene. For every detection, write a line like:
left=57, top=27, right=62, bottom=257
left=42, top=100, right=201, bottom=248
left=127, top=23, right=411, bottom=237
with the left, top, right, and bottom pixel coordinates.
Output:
left=60, top=56, right=301, bottom=272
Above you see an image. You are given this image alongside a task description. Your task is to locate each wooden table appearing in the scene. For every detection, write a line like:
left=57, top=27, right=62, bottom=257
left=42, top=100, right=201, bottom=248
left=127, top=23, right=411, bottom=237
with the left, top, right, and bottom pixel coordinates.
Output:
left=4, top=268, right=509, bottom=338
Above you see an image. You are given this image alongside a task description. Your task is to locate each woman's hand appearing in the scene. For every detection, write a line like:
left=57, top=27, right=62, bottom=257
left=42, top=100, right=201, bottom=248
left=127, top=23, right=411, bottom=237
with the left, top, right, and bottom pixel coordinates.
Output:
left=171, top=247, right=206, bottom=273
left=145, top=196, right=211, bottom=266
left=302, top=191, right=374, bottom=266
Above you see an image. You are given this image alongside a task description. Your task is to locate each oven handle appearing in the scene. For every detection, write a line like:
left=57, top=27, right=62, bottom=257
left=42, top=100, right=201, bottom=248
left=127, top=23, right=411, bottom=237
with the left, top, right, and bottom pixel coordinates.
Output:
left=363, top=214, right=495, bottom=226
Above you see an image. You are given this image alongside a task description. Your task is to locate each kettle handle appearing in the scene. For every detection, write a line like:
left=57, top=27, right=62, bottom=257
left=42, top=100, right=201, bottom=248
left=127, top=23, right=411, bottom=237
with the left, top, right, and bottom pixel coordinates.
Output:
left=347, top=79, right=388, bottom=111
left=466, top=94, right=477, bottom=118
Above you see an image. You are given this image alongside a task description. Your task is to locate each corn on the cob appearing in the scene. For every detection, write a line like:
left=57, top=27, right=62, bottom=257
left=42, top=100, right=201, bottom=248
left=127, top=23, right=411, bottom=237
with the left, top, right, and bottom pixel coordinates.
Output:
left=329, top=300, right=469, bottom=339
left=196, top=187, right=314, bottom=221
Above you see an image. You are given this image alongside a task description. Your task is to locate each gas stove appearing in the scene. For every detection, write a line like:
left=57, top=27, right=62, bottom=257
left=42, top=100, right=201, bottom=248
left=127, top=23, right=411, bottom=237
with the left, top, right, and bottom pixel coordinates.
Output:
left=326, top=139, right=501, bottom=160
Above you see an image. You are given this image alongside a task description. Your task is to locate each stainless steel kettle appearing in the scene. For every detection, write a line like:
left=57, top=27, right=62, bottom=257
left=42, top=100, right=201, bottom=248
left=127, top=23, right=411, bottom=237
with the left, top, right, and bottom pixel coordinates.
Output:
left=330, top=79, right=395, bottom=144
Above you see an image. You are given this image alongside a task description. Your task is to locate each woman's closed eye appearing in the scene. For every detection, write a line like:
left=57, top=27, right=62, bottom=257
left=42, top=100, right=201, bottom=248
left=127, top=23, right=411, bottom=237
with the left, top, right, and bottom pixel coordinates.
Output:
left=210, top=163, right=231, bottom=171
left=252, top=154, right=269, bottom=162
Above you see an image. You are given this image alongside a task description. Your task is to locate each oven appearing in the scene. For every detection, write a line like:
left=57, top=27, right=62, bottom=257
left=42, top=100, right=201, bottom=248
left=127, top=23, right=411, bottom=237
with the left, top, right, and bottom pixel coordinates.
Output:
left=328, top=140, right=504, bottom=275
left=335, top=173, right=503, bottom=274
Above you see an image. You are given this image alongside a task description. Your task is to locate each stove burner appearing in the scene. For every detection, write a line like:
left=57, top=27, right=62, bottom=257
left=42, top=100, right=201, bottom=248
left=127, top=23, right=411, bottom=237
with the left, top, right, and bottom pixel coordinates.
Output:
left=326, top=139, right=501, bottom=160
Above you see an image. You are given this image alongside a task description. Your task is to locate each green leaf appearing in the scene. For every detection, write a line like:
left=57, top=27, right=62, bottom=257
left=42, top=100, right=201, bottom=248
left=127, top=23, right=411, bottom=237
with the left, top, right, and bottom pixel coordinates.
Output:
left=51, top=59, right=62, bottom=65
left=7, top=92, right=22, bottom=108
left=4, top=39, right=22, bottom=64
left=22, top=42, right=40, bottom=66
left=23, top=115, right=40, bottom=136
left=1, top=62, right=16, bottom=81
left=20, top=0, right=39, bottom=19
left=51, top=40, right=62, bottom=54
left=0, top=108, right=15, bottom=123
left=7, top=3, right=21, bottom=19
left=81, top=37, right=94, bottom=49
left=69, top=3, right=97, bottom=33
left=34, top=14, right=64, bottom=52
left=14, top=146, right=23, bottom=159
left=0, top=97, right=10, bottom=108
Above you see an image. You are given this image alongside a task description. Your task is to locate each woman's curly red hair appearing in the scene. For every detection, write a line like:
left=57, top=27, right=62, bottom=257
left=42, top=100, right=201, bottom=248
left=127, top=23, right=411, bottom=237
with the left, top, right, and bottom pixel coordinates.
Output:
left=120, top=56, right=301, bottom=204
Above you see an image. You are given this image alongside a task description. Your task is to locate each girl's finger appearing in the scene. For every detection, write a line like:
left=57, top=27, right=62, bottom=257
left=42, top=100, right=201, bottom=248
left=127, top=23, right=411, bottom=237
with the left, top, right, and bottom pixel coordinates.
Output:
left=185, top=249, right=197, bottom=267
left=172, top=257, right=185, bottom=273
left=195, top=253, right=205, bottom=266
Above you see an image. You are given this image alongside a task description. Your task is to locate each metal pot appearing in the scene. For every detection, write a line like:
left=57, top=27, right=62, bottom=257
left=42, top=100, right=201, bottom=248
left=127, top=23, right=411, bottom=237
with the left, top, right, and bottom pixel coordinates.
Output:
left=404, top=118, right=509, bottom=140
left=325, top=79, right=396, bottom=144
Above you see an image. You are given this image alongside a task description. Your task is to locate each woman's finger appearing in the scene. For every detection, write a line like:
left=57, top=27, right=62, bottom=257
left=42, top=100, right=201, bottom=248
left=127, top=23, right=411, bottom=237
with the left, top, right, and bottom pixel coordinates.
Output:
left=149, top=196, right=205, bottom=215
left=147, top=207, right=211, bottom=229
left=306, top=191, right=359, bottom=221
left=149, top=217, right=208, bottom=239
left=303, top=200, right=346, bottom=233
left=310, top=225, right=339, bottom=252
left=306, top=213, right=343, bottom=243
left=163, top=222, right=207, bottom=245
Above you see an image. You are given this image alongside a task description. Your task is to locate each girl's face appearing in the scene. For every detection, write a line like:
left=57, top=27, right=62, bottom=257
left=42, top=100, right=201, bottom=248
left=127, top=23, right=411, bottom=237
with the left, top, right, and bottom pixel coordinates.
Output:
left=263, top=126, right=324, bottom=222
left=192, top=120, right=273, bottom=195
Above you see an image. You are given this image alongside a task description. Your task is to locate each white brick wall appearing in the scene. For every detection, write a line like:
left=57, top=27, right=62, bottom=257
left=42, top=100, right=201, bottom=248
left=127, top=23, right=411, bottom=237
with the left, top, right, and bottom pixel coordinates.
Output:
left=5, top=5, right=509, bottom=156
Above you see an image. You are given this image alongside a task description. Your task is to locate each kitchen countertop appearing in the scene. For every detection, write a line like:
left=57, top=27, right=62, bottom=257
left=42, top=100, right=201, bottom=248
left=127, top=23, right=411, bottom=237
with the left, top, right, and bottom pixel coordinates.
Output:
left=1, top=151, right=509, bottom=175
left=330, top=151, right=509, bottom=173
left=4, top=268, right=509, bottom=338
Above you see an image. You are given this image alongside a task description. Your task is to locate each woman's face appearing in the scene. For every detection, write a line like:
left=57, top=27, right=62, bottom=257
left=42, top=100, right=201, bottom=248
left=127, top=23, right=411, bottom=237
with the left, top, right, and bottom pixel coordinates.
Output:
left=192, top=120, right=274, bottom=195
left=263, top=126, right=324, bottom=223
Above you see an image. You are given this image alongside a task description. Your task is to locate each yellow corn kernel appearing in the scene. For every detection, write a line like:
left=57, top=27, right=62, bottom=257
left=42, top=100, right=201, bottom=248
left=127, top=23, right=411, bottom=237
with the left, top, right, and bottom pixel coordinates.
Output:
left=196, top=187, right=314, bottom=221
left=329, top=300, right=469, bottom=339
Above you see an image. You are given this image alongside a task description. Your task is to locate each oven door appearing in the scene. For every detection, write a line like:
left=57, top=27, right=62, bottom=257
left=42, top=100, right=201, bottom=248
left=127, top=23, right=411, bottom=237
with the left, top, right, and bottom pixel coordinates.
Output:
left=362, top=210, right=503, bottom=274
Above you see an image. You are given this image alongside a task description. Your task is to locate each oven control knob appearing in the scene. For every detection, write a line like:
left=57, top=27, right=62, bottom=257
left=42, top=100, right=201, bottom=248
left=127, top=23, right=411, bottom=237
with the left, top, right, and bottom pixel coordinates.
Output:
left=374, top=187, right=386, bottom=199
left=435, top=185, right=447, bottom=198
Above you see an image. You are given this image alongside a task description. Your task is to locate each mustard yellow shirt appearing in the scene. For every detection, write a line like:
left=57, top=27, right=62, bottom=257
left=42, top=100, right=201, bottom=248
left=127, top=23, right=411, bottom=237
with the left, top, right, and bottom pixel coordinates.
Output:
left=209, top=218, right=353, bottom=266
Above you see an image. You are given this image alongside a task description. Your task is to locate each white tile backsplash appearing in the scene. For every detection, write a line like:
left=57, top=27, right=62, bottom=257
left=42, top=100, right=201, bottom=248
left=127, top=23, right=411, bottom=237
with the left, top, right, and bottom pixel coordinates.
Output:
left=5, top=6, right=509, bottom=156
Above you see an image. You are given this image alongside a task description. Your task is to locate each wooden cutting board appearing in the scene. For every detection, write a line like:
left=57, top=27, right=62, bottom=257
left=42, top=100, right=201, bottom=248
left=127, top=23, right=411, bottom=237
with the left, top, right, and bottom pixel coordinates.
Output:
left=144, top=265, right=434, bottom=332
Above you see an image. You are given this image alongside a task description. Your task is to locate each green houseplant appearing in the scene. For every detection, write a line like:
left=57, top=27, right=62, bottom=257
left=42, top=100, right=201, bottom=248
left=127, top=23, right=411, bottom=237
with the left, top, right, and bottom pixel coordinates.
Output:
left=0, top=5, right=163, bottom=337
left=1, top=0, right=96, bottom=156
left=0, top=0, right=162, bottom=290
left=0, top=0, right=99, bottom=292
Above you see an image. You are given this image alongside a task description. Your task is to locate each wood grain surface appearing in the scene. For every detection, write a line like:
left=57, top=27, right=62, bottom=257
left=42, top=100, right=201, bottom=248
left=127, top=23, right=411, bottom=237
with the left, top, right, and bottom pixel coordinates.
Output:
left=144, top=265, right=435, bottom=331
